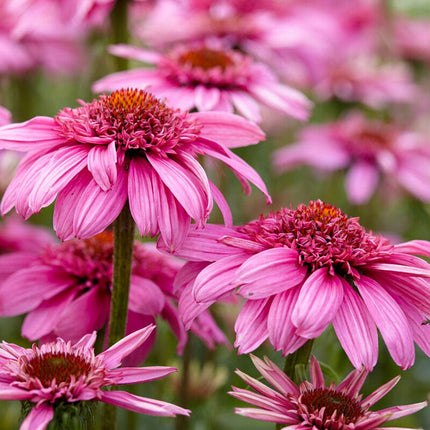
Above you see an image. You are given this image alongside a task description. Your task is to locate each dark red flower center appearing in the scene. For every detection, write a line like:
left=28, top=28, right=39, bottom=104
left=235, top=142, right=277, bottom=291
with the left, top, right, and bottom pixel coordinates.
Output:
left=55, top=88, right=201, bottom=158
left=21, top=352, right=92, bottom=386
left=238, top=200, right=392, bottom=276
left=178, top=48, right=235, bottom=71
left=301, top=388, right=364, bottom=427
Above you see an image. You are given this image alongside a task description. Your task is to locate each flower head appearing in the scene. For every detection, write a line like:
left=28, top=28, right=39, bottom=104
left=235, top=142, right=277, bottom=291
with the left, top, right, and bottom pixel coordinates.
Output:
left=0, top=88, right=270, bottom=249
left=0, top=231, right=228, bottom=362
left=0, top=326, right=190, bottom=430
left=93, top=43, right=312, bottom=122
left=273, top=112, right=430, bottom=204
left=229, top=355, right=427, bottom=429
left=163, top=200, right=430, bottom=369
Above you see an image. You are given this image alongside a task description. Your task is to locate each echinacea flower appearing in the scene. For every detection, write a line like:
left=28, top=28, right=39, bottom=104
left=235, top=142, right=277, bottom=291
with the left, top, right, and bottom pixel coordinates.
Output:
left=92, top=43, right=312, bottom=123
left=273, top=112, right=430, bottom=204
left=230, top=354, right=427, bottom=429
left=0, top=325, right=190, bottom=430
left=0, top=231, right=228, bottom=363
left=162, top=200, right=430, bottom=370
left=0, top=88, right=270, bottom=249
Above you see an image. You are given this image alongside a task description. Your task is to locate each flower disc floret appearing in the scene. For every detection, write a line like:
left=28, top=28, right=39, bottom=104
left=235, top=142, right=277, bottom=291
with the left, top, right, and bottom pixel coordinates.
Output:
left=239, top=200, right=393, bottom=277
left=54, top=88, right=202, bottom=157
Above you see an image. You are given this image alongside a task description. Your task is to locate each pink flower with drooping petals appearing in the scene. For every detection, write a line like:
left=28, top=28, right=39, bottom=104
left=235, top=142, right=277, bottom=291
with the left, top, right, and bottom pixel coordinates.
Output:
left=230, top=355, right=427, bottom=428
left=273, top=112, right=430, bottom=205
left=0, top=231, right=228, bottom=364
left=162, top=200, right=430, bottom=370
left=0, top=325, right=190, bottom=430
left=92, top=43, right=312, bottom=123
left=0, top=88, right=270, bottom=249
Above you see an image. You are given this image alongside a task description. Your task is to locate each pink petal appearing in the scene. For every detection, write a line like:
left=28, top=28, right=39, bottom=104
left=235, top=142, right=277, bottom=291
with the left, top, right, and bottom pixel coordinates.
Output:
left=20, top=404, right=54, bottom=430
left=100, top=390, right=190, bottom=417
left=234, top=298, right=270, bottom=354
left=194, top=85, right=221, bottom=111
left=209, top=180, right=233, bottom=227
left=345, top=161, right=379, bottom=205
left=355, top=275, right=415, bottom=369
left=108, top=44, right=161, bottom=63
left=189, top=111, right=265, bottom=148
left=0, top=267, right=76, bottom=316
left=332, top=280, right=378, bottom=370
left=394, top=240, right=430, bottom=258
left=0, top=383, right=33, bottom=400
left=236, top=247, right=306, bottom=299
left=92, top=68, right=159, bottom=93
left=193, top=254, right=249, bottom=302
left=108, top=366, right=177, bottom=385
left=99, top=325, right=156, bottom=369
left=230, top=91, right=262, bottom=123
left=128, top=275, right=165, bottom=315
left=291, top=268, right=344, bottom=338
left=87, top=141, right=117, bottom=191
left=0, top=116, right=64, bottom=151
left=0, top=252, right=40, bottom=279
left=234, top=408, right=295, bottom=424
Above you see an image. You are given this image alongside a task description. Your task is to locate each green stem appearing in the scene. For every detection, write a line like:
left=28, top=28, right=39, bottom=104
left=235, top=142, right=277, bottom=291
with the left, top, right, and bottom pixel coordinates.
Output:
left=109, top=0, right=129, bottom=71
left=275, top=340, right=314, bottom=430
left=101, top=202, right=135, bottom=430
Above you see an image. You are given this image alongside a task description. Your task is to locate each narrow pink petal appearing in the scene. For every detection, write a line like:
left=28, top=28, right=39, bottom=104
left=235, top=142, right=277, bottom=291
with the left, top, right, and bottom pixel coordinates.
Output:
left=0, top=252, right=40, bottom=279
left=230, top=91, right=262, bottom=123
left=101, top=390, right=190, bottom=417
left=365, top=262, right=430, bottom=277
left=234, top=298, right=270, bottom=354
left=194, top=85, right=221, bottom=111
left=375, top=402, right=428, bottom=421
left=108, top=44, right=161, bottom=63
left=236, top=248, right=306, bottom=299
left=291, top=269, right=344, bottom=338
left=209, top=180, right=233, bottom=227
left=92, top=68, right=159, bottom=93
left=355, top=275, right=415, bottom=369
left=99, top=325, right=156, bottom=369
left=0, top=116, right=64, bottom=151
left=0, top=383, right=33, bottom=400
left=345, top=161, right=379, bottom=205
left=309, top=356, right=325, bottom=389
left=394, top=240, right=430, bottom=258
left=108, top=366, right=177, bottom=385
left=268, top=288, right=308, bottom=355
left=147, top=154, right=211, bottom=224
left=332, top=280, right=378, bottom=370
left=53, top=287, right=110, bottom=342
left=0, top=267, right=76, bottom=316
left=22, top=287, right=77, bottom=340
left=189, top=111, right=265, bottom=148
left=229, top=386, right=288, bottom=413
left=361, top=376, right=400, bottom=408
left=337, top=368, right=368, bottom=397
left=87, top=141, right=117, bottom=191
left=20, top=404, right=54, bottom=430
left=72, top=167, right=127, bottom=239
left=193, top=254, right=249, bottom=302
left=234, top=408, right=294, bottom=424
left=128, top=275, right=165, bottom=315
left=128, top=157, right=159, bottom=237
left=73, top=332, right=98, bottom=351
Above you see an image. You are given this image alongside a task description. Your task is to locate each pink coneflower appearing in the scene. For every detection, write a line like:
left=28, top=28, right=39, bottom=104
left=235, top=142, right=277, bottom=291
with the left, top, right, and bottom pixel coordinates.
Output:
left=230, top=355, right=427, bottom=428
left=162, top=200, right=430, bottom=370
left=273, top=112, right=430, bottom=204
left=92, top=43, right=312, bottom=123
left=0, top=88, right=270, bottom=249
left=0, top=325, right=190, bottom=430
left=0, top=231, right=228, bottom=363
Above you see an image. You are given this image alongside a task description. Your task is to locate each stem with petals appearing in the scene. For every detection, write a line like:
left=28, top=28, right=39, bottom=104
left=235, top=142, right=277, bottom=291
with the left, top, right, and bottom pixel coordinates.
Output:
left=102, top=202, right=135, bottom=430
left=275, top=340, right=314, bottom=430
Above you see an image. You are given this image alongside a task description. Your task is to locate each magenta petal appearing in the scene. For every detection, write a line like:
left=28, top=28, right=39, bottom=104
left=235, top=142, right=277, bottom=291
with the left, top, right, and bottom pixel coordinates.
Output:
left=193, top=254, right=249, bottom=302
left=292, top=268, right=344, bottom=338
left=20, top=404, right=54, bottom=430
left=22, top=287, right=77, bottom=340
left=87, top=141, right=117, bottom=191
left=236, top=247, right=306, bottom=299
left=108, top=366, right=177, bottom=385
left=268, top=288, right=308, bottom=355
left=0, top=252, right=40, bottom=279
left=355, top=275, right=415, bottom=369
left=108, top=44, right=161, bottom=64
left=394, top=239, right=430, bottom=258
left=230, top=91, right=262, bottom=123
left=332, top=280, right=378, bottom=370
left=0, top=383, right=32, bottom=400
left=209, top=180, right=233, bottom=227
left=345, top=161, right=379, bottom=205
left=234, top=298, right=270, bottom=354
left=189, top=111, right=265, bottom=148
left=0, top=266, right=76, bottom=316
left=128, top=275, right=165, bottom=315
left=195, top=85, right=221, bottom=111
left=100, top=390, right=190, bottom=417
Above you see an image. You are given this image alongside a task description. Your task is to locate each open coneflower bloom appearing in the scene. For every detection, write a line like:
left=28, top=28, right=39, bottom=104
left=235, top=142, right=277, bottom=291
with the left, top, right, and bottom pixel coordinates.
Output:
left=0, top=325, right=189, bottom=430
left=273, top=112, right=430, bottom=205
left=0, top=88, right=270, bottom=249
left=161, top=200, right=430, bottom=370
left=0, top=231, right=228, bottom=363
left=229, top=355, right=427, bottom=429
left=92, top=43, right=312, bottom=123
